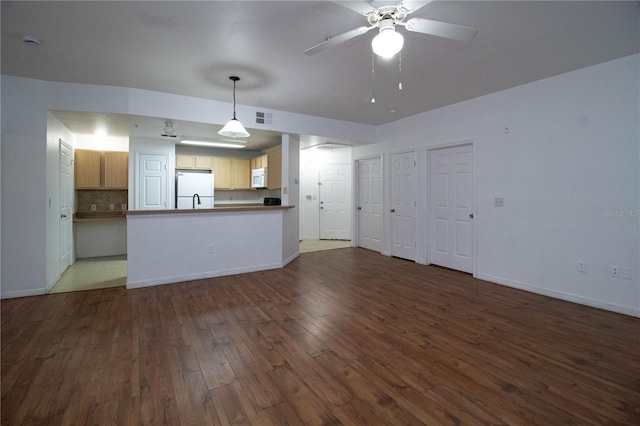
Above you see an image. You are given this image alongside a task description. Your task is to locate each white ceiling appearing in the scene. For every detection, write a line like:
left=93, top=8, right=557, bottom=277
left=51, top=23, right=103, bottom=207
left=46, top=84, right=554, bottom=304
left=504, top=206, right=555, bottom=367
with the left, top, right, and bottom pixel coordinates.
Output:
left=2, top=1, right=638, bottom=146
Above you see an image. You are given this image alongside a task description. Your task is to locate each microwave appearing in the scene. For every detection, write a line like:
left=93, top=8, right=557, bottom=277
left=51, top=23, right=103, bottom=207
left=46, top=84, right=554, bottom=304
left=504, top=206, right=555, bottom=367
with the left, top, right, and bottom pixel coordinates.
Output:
left=251, top=167, right=267, bottom=188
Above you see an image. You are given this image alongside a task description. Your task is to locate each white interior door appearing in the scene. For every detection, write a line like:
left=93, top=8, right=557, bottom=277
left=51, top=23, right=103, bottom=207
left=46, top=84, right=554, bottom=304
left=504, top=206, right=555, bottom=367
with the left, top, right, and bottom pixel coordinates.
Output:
left=137, top=154, right=168, bottom=210
left=430, top=144, right=473, bottom=273
left=390, top=152, right=416, bottom=260
left=357, top=157, right=382, bottom=252
left=319, top=164, right=351, bottom=240
left=59, top=140, right=73, bottom=273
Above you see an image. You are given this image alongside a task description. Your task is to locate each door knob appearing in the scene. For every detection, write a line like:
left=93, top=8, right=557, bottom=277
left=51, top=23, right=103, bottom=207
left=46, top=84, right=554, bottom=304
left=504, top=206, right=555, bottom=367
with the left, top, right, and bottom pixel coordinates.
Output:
left=469, top=213, right=474, bottom=219
left=357, top=207, right=362, bottom=210
left=390, top=209, right=395, bottom=213
left=60, top=214, right=67, bottom=218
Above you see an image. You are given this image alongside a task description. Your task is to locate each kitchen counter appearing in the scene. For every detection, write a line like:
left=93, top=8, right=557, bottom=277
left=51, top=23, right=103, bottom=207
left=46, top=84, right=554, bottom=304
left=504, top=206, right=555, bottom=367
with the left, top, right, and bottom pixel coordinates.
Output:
left=125, top=205, right=292, bottom=216
left=125, top=205, right=298, bottom=289
left=74, top=211, right=126, bottom=222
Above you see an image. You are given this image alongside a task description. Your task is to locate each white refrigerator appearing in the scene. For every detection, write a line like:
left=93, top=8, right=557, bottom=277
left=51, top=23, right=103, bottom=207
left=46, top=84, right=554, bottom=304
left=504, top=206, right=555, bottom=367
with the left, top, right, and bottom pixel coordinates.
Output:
left=176, top=170, right=214, bottom=209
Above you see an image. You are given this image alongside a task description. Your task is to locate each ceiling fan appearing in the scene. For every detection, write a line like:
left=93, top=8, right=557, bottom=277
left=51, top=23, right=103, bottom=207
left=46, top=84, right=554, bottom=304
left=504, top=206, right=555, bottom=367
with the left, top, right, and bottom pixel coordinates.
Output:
left=305, top=1, right=478, bottom=58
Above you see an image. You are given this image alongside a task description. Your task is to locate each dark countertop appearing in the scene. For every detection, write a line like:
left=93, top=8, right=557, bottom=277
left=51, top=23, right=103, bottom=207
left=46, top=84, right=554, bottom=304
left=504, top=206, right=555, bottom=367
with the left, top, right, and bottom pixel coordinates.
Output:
left=125, top=205, right=294, bottom=216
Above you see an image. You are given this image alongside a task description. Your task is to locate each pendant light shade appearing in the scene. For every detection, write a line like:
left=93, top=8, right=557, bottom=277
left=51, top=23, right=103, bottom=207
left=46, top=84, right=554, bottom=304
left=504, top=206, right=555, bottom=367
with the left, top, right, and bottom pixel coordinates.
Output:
left=371, top=19, right=404, bottom=59
left=219, top=76, right=250, bottom=138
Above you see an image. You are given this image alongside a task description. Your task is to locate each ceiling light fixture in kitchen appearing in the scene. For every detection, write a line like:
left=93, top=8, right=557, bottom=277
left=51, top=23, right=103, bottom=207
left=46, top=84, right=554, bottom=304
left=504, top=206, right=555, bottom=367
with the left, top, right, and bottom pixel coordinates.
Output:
left=181, top=139, right=246, bottom=149
left=218, top=76, right=250, bottom=138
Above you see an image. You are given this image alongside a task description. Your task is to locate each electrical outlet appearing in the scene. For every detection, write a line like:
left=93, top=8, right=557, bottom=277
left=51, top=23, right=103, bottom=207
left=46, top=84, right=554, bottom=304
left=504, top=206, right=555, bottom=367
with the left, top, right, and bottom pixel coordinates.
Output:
left=91, top=204, right=96, bottom=211
left=494, top=197, right=504, bottom=207
left=621, top=267, right=632, bottom=280
left=609, top=265, right=620, bottom=278
left=208, top=244, right=215, bottom=254
left=577, top=261, right=586, bottom=273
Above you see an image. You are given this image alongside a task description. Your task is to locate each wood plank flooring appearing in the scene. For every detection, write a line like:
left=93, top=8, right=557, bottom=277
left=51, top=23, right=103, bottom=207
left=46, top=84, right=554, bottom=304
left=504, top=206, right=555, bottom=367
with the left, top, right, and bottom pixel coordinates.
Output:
left=2, top=248, right=639, bottom=425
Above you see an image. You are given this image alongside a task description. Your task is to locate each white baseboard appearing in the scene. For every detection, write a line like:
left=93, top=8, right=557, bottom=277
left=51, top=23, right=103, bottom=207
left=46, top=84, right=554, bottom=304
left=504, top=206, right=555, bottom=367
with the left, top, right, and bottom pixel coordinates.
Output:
left=1, top=288, right=46, bottom=299
left=126, top=262, right=285, bottom=290
left=477, top=273, right=640, bottom=318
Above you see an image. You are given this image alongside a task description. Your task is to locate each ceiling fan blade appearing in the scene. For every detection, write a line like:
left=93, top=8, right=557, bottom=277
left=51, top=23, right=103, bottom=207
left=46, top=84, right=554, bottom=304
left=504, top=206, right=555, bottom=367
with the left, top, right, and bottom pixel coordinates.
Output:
left=331, top=1, right=376, bottom=16
left=404, top=17, right=478, bottom=42
left=305, top=26, right=372, bottom=56
left=399, top=1, right=433, bottom=14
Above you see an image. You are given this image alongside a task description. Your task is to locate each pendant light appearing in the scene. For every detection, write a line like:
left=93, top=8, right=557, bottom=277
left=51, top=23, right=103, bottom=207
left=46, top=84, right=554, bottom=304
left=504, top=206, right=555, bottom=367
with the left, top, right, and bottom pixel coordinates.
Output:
left=218, top=76, right=250, bottom=138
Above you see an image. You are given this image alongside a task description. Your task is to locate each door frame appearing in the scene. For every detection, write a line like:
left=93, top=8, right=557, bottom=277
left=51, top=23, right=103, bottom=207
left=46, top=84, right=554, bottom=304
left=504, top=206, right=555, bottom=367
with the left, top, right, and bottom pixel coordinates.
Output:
left=58, top=138, right=74, bottom=276
left=425, top=139, right=478, bottom=277
left=353, top=155, right=383, bottom=252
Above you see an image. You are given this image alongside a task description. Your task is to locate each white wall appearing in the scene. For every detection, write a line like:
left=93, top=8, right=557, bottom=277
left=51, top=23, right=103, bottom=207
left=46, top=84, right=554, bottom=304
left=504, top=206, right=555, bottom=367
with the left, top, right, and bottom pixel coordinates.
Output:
left=299, top=147, right=352, bottom=240
left=75, top=220, right=127, bottom=258
left=1, top=77, right=48, bottom=298
left=354, top=54, right=640, bottom=317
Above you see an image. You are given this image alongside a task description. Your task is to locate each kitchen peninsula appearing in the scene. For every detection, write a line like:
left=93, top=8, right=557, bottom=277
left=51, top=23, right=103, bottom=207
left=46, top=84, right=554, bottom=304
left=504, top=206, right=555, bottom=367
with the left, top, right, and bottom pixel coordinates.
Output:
left=125, top=205, right=295, bottom=289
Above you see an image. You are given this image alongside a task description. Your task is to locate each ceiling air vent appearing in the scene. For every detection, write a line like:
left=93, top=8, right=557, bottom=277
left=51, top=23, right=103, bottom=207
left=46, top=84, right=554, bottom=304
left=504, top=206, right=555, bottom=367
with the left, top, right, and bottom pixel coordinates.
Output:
left=255, top=111, right=273, bottom=126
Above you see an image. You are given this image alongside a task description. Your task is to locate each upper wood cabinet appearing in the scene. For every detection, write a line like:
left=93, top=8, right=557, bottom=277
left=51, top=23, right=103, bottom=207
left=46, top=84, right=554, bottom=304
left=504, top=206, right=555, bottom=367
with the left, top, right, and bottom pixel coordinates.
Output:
left=75, top=149, right=128, bottom=189
left=267, top=145, right=282, bottom=189
left=103, top=152, right=128, bottom=189
left=211, top=157, right=231, bottom=189
left=209, top=157, right=250, bottom=190
left=231, top=159, right=251, bottom=190
left=176, top=155, right=211, bottom=170
left=250, top=154, right=268, bottom=171
left=75, top=149, right=102, bottom=188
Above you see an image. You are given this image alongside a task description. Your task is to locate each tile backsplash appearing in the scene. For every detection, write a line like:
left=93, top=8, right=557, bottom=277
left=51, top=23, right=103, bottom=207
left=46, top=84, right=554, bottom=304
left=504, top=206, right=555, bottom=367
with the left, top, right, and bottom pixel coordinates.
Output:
left=77, top=190, right=128, bottom=212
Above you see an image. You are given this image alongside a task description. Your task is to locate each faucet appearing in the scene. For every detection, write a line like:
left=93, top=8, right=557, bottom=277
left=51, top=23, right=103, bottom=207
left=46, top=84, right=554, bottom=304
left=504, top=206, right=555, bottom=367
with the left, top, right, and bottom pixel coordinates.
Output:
left=192, top=193, right=201, bottom=209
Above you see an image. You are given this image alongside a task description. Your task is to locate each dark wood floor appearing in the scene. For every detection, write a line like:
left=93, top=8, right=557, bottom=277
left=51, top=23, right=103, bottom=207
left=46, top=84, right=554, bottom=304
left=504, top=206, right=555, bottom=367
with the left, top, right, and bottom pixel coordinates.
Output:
left=2, top=248, right=639, bottom=425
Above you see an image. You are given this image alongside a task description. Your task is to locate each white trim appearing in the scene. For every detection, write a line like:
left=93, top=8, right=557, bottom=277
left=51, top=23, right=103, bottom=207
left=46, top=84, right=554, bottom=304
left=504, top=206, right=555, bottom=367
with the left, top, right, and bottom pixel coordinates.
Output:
left=127, top=261, right=286, bottom=289
left=477, top=273, right=640, bottom=318
left=1, top=288, right=47, bottom=299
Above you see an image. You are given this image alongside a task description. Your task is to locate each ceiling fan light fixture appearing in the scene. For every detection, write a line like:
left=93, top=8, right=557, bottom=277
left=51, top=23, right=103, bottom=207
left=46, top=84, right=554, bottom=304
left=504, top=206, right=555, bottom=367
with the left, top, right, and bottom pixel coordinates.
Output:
left=218, top=76, right=250, bottom=138
left=371, top=21, right=404, bottom=59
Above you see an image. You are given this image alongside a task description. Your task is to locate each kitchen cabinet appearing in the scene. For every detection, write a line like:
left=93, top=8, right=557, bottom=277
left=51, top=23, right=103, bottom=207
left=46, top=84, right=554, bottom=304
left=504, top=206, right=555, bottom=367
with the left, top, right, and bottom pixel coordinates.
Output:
left=231, top=159, right=251, bottom=189
left=267, top=145, right=282, bottom=189
left=176, top=155, right=211, bottom=170
left=250, top=154, right=268, bottom=171
left=211, top=157, right=250, bottom=190
left=103, top=151, right=128, bottom=189
left=75, top=149, right=102, bottom=188
left=75, top=149, right=128, bottom=189
left=211, top=157, right=231, bottom=189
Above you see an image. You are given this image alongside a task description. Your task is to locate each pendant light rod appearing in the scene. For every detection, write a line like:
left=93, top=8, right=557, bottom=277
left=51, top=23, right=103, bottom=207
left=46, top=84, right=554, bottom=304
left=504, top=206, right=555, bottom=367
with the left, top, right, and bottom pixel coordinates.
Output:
left=219, top=75, right=250, bottom=138
left=230, top=76, right=239, bottom=120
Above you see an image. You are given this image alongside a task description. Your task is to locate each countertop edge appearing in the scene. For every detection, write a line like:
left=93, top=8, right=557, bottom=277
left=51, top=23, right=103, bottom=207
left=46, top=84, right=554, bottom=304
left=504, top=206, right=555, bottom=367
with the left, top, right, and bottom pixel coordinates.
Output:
left=125, top=205, right=295, bottom=216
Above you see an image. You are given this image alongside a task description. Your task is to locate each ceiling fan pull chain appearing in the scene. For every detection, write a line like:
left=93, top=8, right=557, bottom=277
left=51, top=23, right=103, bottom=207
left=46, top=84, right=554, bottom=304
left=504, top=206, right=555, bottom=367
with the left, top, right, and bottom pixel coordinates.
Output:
left=371, top=52, right=376, bottom=104
left=398, top=51, right=403, bottom=91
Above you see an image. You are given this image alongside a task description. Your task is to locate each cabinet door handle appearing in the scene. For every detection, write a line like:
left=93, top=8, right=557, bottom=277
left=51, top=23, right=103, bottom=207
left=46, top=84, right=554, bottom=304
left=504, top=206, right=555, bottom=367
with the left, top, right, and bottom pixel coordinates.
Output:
left=61, top=214, right=67, bottom=218
left=469, top=213, right=474, bottom=219
left=390, top=209, right=395, bottom=213
left=357, top=207, right=362, bottom=210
